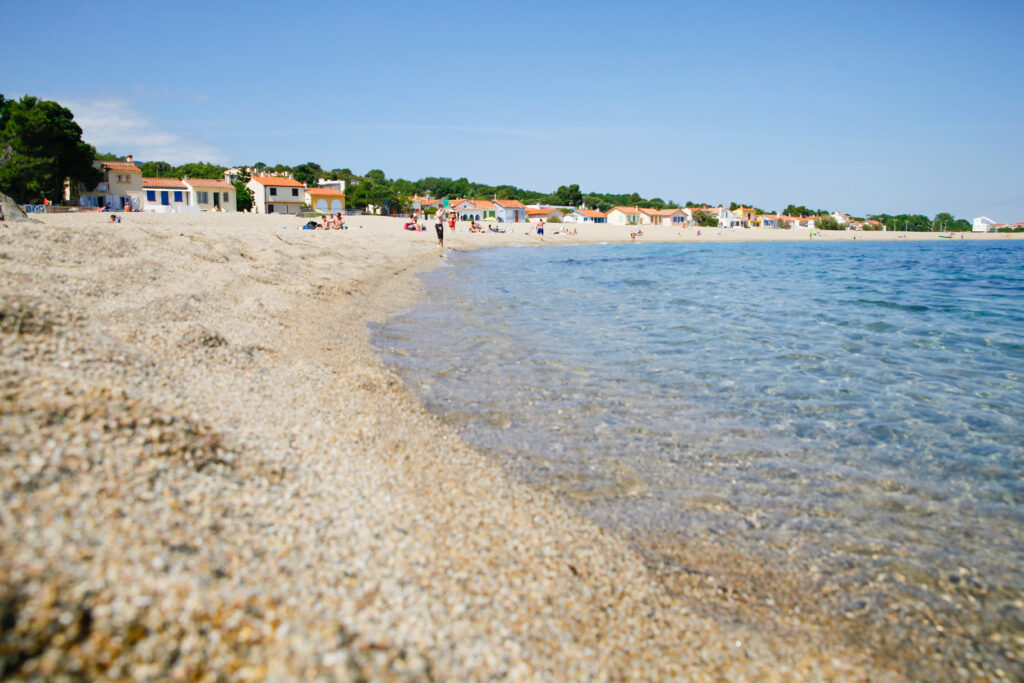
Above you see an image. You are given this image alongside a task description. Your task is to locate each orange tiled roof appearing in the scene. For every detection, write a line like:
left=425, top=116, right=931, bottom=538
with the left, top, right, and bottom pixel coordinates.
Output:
left=184, top=178, right=233, bottom=189
left=494, top=199, right=525, bottom=208
left=142, top=177, right=186, bottom=188
left=581, top=209, right=606, bottom=218
left=610, top=206, right=642, bottom=214
left=527, top=208, right=558, bottom=215
left=473, top=200, right=496, bottom=210
left=250, top=175, right=305, bottom=187
left=306, top=188, right=345, bottom=196
left=102, top=162, right=141, bottom=172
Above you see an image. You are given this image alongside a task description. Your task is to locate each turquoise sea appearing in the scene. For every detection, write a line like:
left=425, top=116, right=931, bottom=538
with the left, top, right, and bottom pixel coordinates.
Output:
left=371, top=240, right=1024, bottom=670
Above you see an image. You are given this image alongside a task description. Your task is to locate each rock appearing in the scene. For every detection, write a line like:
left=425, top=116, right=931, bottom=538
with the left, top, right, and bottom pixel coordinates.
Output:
left=0, top=191, right=41, bottom=224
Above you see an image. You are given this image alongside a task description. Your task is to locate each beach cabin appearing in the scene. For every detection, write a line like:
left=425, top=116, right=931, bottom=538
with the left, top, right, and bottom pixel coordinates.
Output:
left=640, top=208, right=686, bottom=226
left=607, top=206, right=643, bottom=225
left=972, top=216, right=998, bottom=232
left=754, top=214, right=778, bottom=228
left=305, top=187, right=346, bottom=214
left=68, top=155, right=143, bottom=210
left=830, top=212, right=851, bottom=226
left=247, top=175, right=306, bottom=214
left=493, top=199, right=527, bottom=223
left=141, top=177, right=190, bottom=213
left=184, top=178, right=236, bottom=212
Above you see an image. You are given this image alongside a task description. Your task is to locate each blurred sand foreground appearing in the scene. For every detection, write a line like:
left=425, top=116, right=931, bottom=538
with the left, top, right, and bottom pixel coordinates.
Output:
left=3, top=212, right=1010, bottom=680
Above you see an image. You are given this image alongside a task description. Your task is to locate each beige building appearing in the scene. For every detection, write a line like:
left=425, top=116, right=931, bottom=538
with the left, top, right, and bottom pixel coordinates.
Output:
left=67, top=155, right=143, bottom=210
left=184, top=178, right=237, bottom=212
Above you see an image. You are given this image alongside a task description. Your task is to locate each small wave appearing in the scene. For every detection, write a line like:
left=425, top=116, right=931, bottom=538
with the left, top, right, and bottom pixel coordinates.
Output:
left=855, top=298, right=930, bottom=312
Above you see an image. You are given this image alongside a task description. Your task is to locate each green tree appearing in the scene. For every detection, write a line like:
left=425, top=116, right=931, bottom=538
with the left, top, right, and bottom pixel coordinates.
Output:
left=0, top=95, right=102, bottom=203
left=141, top=160, right=174, bottom=177
left=292, top=161, right=323, bottom=187
left=232, top=180, right=254, bottom=212
left=693, top=210, right=718, bottom=227
left=175, top=162, right=223, bottom=179
left=555, top=183, right=583, bottom=206
left=816, top=214, right=842, bottom=230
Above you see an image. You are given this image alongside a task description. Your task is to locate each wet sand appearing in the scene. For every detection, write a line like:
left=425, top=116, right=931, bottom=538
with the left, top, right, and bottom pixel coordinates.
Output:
left=1, top=212, right=1017, bottom=679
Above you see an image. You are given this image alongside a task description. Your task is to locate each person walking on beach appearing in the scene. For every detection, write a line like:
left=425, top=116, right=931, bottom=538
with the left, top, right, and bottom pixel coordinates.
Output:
left=435, top=206, right=447, bottom=248
left=536, top=219, right=544, bottom=241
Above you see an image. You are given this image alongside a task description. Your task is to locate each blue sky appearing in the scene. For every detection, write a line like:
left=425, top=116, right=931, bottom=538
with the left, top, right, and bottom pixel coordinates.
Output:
left=2, top=0, right=1021, bottom=220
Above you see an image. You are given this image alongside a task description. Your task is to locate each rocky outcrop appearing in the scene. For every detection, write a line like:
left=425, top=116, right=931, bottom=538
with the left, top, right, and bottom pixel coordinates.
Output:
left=0, top=191, right=40, bottom=223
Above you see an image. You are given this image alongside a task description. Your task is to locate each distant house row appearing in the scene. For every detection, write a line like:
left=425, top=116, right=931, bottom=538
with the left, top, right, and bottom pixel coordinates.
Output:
left=64, top=156, right=346, bottom=214
left=66, top=156, right=236, bottom=213
left=605, top=205, right=883, bottom=230
left=409, top=196, right=531, bottom=223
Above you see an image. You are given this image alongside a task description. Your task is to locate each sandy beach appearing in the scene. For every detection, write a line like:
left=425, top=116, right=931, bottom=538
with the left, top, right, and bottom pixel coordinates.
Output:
left=2, top=211, right=1018, bottom=680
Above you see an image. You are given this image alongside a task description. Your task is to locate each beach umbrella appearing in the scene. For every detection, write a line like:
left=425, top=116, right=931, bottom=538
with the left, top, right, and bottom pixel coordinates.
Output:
left=442, top=198, right=450, bottom=208
left=298, top=209, right=324, bottom=218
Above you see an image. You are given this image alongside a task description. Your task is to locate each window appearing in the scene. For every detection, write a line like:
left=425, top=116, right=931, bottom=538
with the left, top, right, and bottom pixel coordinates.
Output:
left=173, top=191, right=183, bottom=202
left=291, top=188, right=299, bottom=197
left=197, top=191, right=209, bottom=204
left=269, top=187, right=277, bottom=196
left=222, top=192, right=229, bottom=201
left=146, top=190, right=156, bottom=201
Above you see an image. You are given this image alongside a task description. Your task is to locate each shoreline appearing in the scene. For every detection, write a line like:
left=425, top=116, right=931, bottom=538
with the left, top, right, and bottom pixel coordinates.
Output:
left=2, top=212, right=1013, bottom=679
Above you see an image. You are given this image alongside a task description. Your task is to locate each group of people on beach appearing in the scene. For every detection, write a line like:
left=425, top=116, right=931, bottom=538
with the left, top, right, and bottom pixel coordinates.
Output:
left=318, top=213, right=346, bottom=230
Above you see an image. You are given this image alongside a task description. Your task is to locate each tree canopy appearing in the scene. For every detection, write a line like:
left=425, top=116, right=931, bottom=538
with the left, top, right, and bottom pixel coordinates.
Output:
left=0, top=94, right=102, bottom=203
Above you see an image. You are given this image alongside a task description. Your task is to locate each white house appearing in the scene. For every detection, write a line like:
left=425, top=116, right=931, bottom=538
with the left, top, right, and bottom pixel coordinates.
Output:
left=247, top=176, right=306, bottom=214
left=183, top=178, right=236, bottom=212
left=493, top=199, right=527, bottom=223
left=564, top=208, right=607, bottom=223
left=527, top=207, right=564, bottom=222
left=830, top=212, right=851, bottom=226
left=141, top=177, right=192, bottom=213
left=972, top=216, right=998, bottom=232
left=316, top=178, right=346, bottom=193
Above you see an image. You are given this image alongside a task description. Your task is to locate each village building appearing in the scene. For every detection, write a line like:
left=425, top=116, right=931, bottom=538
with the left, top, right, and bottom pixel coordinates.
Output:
left=972, top=216, right=998, bottom=232
left=305, top=187, right=346, bottom=214
left=66, top=155, right=144, bottom=210
left=607, top=206, right=644, bottom=225
left=527, top=207, right=564, bottom=222
left=184, top=178, right=236, bottom=212
left=141, top=177, right=189, bottom=213
left=493, top=199, right=527, bottom=223
left=246, top=175, right=306, bottom=214
left=563, top=208, right=607, bottom=223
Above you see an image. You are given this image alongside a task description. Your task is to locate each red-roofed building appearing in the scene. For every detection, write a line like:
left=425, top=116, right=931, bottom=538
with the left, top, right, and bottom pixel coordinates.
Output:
left=66, top=154, right=143, bottom=210
left=493, top=199, right=527, bottom=223
left=246, top=175, right=307, bottom=214
left=527, top=207, right=563, bottom=221
left=184, top=178, right=236, bottom=212
left=607, top=206, right=644, bottom=226
left=141, top=177, right=188, bottom=212
left=564, top=208, right=607, bottom=224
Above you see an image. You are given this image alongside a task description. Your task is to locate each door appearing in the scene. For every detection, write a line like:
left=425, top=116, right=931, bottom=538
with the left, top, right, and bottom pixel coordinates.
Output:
left=267, top=204, right=274, bottom=214
left=161, top=191, right=169, bottom=206
left=213, top=192, right=221, bottom=209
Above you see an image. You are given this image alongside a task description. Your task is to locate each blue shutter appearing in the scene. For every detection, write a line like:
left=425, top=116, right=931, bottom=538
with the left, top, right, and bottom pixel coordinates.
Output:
left=147, top=190, right=156, bottom=201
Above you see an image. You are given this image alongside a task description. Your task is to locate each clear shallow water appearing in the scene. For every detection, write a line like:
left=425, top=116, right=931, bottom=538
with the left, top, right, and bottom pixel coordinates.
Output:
left=371, top=241, right=1024, bottom=600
